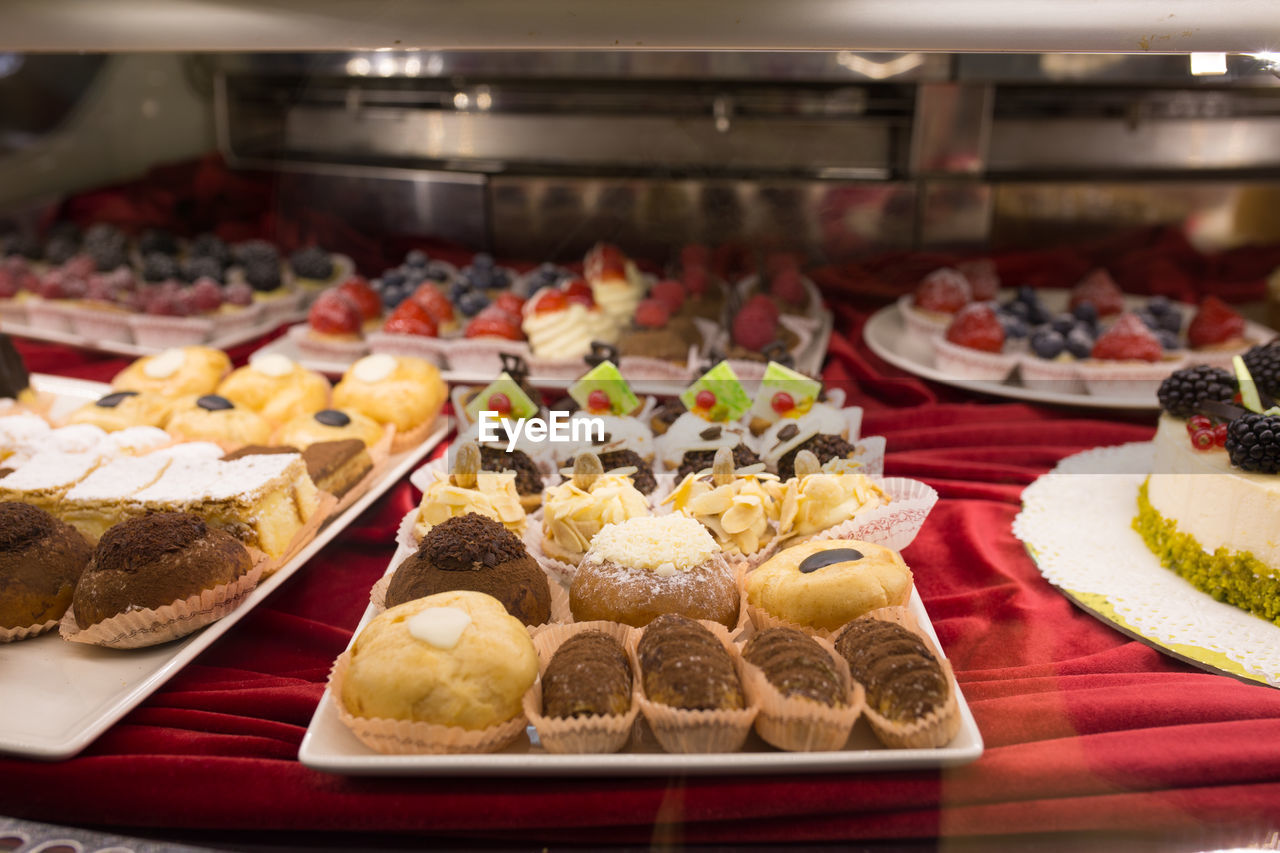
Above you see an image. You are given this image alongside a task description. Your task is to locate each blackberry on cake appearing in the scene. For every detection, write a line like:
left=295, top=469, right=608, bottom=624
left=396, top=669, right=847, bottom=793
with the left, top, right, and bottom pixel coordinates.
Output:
left=1157, top=365, right=1238, bottom=419
left=1225, top=413, right=1280, bottom=474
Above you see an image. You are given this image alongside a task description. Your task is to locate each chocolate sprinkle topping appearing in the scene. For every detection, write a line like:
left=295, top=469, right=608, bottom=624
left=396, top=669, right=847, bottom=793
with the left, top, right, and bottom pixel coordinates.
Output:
left=799, top=548, right=864, bottom=573
left=835, top=618, right=948, bottom=724
left=0, top=502, right=58, bottom=551
left=777, top=434, right=858, bottom=481
left=478, top=445, right=544, bottom=496
left=677, top=444, right=761, bottom=481
left=196, top=394, right=233, bottom=412
left=95, top=391, right=139, bottom=409
left=566, top=449, right=656, bottom=494
left=418, top=512, right=529, bottom=573
left=315, top=409, right=351, bottom=427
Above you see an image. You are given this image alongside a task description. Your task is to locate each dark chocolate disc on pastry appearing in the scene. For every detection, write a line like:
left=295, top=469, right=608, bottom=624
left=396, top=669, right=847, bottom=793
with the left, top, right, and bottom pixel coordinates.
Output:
left=542, top=631, right=632, bottom=719
left=315, top=409, right=351, bottom=427
left=834, top=617, right=948, bottom=723
left=196, top=394, right=234, bottom=412
left=742, top=627, right=844, bottom=706
left=95, top=390, right=139, bottom=409
left=386, top=513, right=550, bottom=626
left=637, top=613, right=744, bottom=711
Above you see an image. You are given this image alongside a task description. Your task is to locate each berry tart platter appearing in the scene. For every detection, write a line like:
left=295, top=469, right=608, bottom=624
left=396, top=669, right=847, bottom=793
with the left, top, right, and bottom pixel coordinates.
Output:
left=1014, top=346, right=1280, bottom=689
left=297, top=363, right=980, bottom=776
left=0, top=344, right=450, bottom=759
left=867, top=264, right=1271, bottom=409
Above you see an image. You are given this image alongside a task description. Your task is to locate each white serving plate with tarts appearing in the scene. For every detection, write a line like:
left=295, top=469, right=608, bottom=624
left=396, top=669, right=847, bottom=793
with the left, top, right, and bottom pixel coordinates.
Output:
left=298, top=528, right=983, bottom=776
left=0, top=373, right=448, bottom=760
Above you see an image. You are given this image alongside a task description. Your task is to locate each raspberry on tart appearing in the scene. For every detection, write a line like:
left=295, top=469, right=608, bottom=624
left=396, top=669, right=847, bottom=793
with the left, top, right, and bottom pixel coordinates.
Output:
left=337, top=277, right=383, bottom=323
left=464, top=306, right=523, bottom=341
left=914, top=268, right=972, bottom=315
left=944, top=303, right=1005, bottom=353
left=1069, top=269, right=1125, bottom=317
left=634, top=298, right=670, bottom=330
left=308, top=290, right=363, bottom=338
left=1090, top=312, right=1162, bottom=362
left=383, top=298, right=439, bottom=337
left=409, top=283, right=456, bottom=325
left=1188, top=296, right=1246, bottom=349
left=650, top=279, right=685, bottom=314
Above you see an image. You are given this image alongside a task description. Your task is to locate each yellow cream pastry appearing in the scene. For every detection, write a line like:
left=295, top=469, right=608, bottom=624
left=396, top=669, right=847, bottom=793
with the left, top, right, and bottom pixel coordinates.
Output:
left=165, top=394, right=272, bottom=449
left=275, top=408, right=385, bottom=450
left=216, top=352, right=330, bottom=427
left=340, top=590, right=538, bottom=730
left=778, top=450, right=890, bottom=539
left=332, top=354, right=446, bottom=436
left=664, top=447, right=784, bottom=557
left=111, top=347, right=231, bottom=398
left=62, top=390, right=175, bottom=432
left=541, top=452, right=650, bottom=564
left=414, top=443, right=526, bottom=539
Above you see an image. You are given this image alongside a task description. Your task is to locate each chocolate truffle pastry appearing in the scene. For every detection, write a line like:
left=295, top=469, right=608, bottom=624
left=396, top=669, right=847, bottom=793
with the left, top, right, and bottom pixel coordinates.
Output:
left=570, top=515, right=738, bottom=629
left=478, top=444, right=543, bottom=504
left=649, top=397, right=685, bottom=436
left=742, top=627, right=845, bottom=707
left=0, top=502, right=92, bottom=629
left=564, top=448, right=656, bottom=495
left=775, top=433, right=859, bottom=481
left=71, top=512, right=253, bottom=629
left=387, top=512, right=551, bottom=626
left=834, top=617, right=948, bottom=724
left=637, top=613, right=744, bottom=711
left=675, top=443, right=762, bottom=483
left=542, top=631, right=632, bottom=719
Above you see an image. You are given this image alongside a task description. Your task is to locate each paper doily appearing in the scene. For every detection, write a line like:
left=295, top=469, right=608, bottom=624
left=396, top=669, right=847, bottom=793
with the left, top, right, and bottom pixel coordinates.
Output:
left=1013, top=441, right=1280, bottom=688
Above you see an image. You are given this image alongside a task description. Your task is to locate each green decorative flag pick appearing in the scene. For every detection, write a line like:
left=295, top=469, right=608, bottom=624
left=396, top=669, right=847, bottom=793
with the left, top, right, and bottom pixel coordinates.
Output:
left=680, top=360, right=751, bottom=422
left=748, top=361, right=822, bottom=425
left=464, top=372, right=540, bottom=423
left=569, top=360, right=640, bottom=416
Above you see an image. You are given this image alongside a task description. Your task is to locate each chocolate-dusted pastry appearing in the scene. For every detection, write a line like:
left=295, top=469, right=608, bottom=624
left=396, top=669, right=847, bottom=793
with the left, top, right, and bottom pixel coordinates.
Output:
left=649, top=397, right=685, bottom=436
left=675, top=443, right=761, bottom=482
left=565, top=448, right=656, bottom=495
left=742, top=627, right=845, bottom=707
left=0, top=502, right=92, bottom=629
left=637, top=613, right=744, bottom=711
left=386, top=512, right=551, bottom=626
left=0, top=334, right=31, bottom=401
left=542, top=631, right=632, bottom=719
left=776, top=434, right=859, bottom=481
left=72, top=512, right=253, bottom=629
left=834, top=617, right=948, bottom=723
left=478, top=444, right=543, bottom=498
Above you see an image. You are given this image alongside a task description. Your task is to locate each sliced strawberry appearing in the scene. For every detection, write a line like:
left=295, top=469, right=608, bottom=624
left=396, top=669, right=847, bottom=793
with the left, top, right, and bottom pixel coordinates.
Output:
left=742, top=292, right=780, bottom=323
left=465, top=311, right=523, bottom=341
left=770, top=268, right=807, bottom=306
left=1091, top=312, right=1162, bottom=362
left=733, top=306, right=779, bottom=350
left=338, top=276, right=383, bottom=321
left=1188, top=295, right=1245, bottom=348
left=635, top=298, right=670, bottom=329
left=1070, top=269, right=1125, bottom=317
left=682, top=266, right=709, bottom=297
left=945, top=303, right=1005, bottom=353
left=492, top=291, right=525, bottom=317
left=410, top=283, right=455, bottom=324
left=914, top=268, right=972, bottom=314
left=956, top=259, right=1000, bottom=301
left=562, top=278, right=595, bottom=307
left=383, top=299, right=439, bottom=337
left=308, top=289, right=362, bottom=335
left=529, top=288, right=568, bottom=314
left=650, top=279, right=685, bottom=314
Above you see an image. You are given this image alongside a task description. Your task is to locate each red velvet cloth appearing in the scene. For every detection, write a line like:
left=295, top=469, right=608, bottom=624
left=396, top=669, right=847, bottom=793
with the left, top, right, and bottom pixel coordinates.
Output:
left=5, top=321, right=1280, bottom=845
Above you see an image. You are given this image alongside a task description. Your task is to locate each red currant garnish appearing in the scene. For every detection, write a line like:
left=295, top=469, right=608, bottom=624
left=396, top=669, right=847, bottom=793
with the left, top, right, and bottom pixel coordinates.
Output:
left=1191, top=428, right=1215, bottom=451
left=1187, top=415, right=1212, bottom=435
left=1213, top=423, right=1229, bottom=448
left=695, top=390, right=716, bottom=410
left=587, top=389, right=610, bottom=412
left=771, top=392, right=795, bottom=415
left=488, top=392, right=512, bottom=415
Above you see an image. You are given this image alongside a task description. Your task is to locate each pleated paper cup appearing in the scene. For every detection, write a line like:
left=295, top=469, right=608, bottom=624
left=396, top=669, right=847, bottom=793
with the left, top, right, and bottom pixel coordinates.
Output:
left=58, top=561, right=265, bottom=650
left=369, top=562, right=571, bottom=631
left=739, top=633, right=864, bottom=752
left=784, top=476, right=938, bottom=553
left=896, top=293, right=950, bottom=340
left=0, top=618, right=59, bottom=643
left=443, top=338, right=532, bottom=377
left=68, top=305, right=134, bottom=344
left=931, top=336, right=1017, bottom=382
left=395, top=505, right=422, bottom=552
left=128, top=314, right=213, bottom=348
left=842, top=605, right=963, bottom=749
left=328, top=650, right=528, bottom=755
left=617, top=344, right=699, bottom=382
left=523, top=515, right=581, bottom=587
left=366, top=330, right=448, bottom=368
left=286, top=323, right=368, bottom=364
left=628, top=619, right=758, bottom=753
left=522, top=620, right=640, bottom=754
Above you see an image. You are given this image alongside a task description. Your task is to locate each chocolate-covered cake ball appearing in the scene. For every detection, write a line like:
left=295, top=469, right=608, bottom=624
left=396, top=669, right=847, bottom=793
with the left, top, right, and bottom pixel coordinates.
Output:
left=742, top=627, right=845, bottom=707
left=72, top=512, right=253, bottom=629
left=0, top=502, right=92, bottom=629
left=542, top=631, right=632, bottom=719
left=386, top=512, right=551, bottom=626
left=637, top=613, right=744, bottom=711
left=834, top=617, right=948, bottom=723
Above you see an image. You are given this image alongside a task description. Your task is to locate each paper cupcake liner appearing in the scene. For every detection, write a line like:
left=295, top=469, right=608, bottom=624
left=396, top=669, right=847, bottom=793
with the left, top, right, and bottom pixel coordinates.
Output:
left=128, top=313, right=215, bottom=348
left=931, top=336, right=1017, bottom=382
left=522, top=620, right=640, bottom=754
left=396, top=504, right=423, bottom=552
left=369, top=562, right=571, bottom=630
left=210, top=302, right=266, bottom=338
left=68, top=305, right=134, bottom=343
left=259, top=290, right=305, bottom=326
left=287, top=323, right=369, bottom=362
left=443, top=338, right=532, bottom=378
left=739, top=633, right=864, bottom=752
left=896, top=293, right=951, bottom=340
left=328, top=650, right=529, bottom=755
left=1076, top=355, right=1187, bottom=399
left=783, top=476, right=938, bottom=553
left=617, top=345, right=698, bottom=382
left=1017, top=355, right=1085, bottom=395
left=0, top=618, right=59, bottom=643
left=258, top=491, right=339, bottom=577
left=852, top=605, right=963, bottom=749
left=24, top=300, right=75, bottom=333
left=852, top=435, right=886, bottom=477
left=527, top=353, right=595, bottom=381
left=366, top=330, right=450, bottom=368
left=58, top=561, right=265, bottom=650
left=524, top=518, right=582, bottom=587
left=744, top=601, right=842, bottom=643
left=627, top=619, right=758, bottom=753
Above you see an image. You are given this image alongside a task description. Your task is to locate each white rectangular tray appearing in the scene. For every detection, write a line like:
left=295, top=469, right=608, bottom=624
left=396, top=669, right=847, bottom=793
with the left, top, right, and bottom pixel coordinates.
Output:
left=299, top=570, right=983, bottom=776
left=0, top=374, right=448, bottom=760
left=0, top=310, right=301, bottom=359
